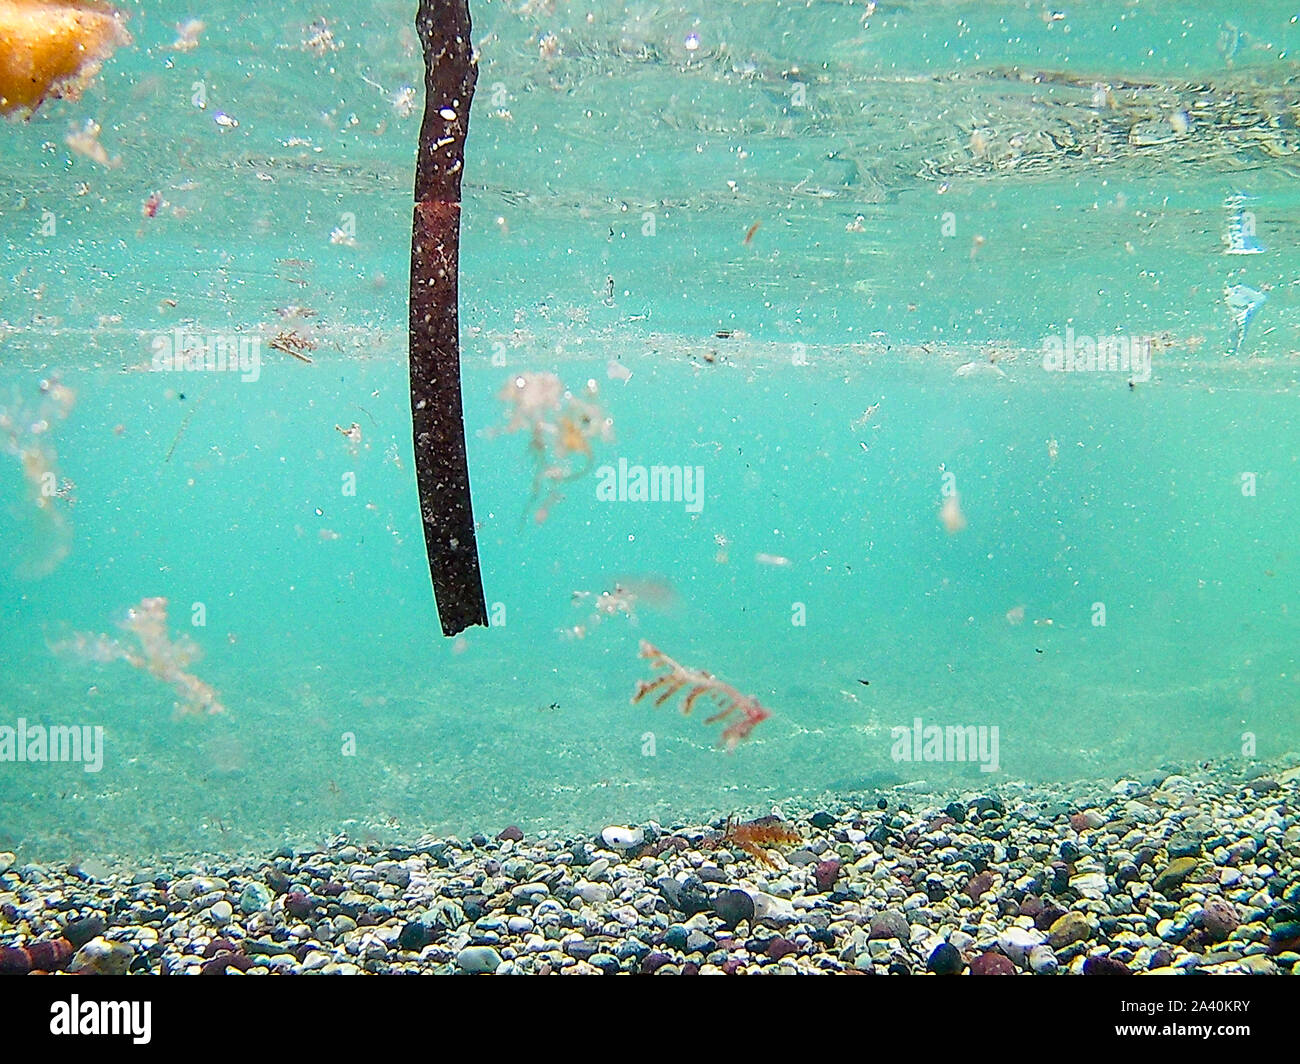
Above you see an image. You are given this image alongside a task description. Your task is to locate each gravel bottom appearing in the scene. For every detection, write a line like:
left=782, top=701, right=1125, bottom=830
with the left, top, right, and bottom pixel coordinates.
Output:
left=3, top=758, right=1298, bottom=975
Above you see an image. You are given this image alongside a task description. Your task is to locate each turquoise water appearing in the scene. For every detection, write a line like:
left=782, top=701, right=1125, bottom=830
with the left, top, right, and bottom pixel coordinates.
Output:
left=1, top=0, right=1297, bottom=861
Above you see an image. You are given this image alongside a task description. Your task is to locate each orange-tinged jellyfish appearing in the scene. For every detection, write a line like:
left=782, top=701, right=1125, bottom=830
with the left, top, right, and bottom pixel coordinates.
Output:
left=0, top=0, right=130, bottom=116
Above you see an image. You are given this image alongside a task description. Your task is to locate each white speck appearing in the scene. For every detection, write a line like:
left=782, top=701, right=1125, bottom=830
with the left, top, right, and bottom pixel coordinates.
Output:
left=439, top=107, right=457, bottom=121
left=684, top=33, right=700, bottom=51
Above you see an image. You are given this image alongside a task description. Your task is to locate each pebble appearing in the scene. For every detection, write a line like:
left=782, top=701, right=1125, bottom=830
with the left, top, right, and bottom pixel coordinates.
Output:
left=1047, top=912, right=1094, bottom=949
left=456, top=946, right=502, bottom=974
left=69, top=937, right=134, bottom=976
left=2, top=759, right=1294, bottom=978
left=600, top=826, right=644, bottom=850
left=239, top=883, right=272, bottom=914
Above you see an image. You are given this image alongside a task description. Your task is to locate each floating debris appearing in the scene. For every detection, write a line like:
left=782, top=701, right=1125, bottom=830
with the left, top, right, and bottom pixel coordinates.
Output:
left=335, top=422, right=362, bottom=456
left=1224, top=283, right=1266, bottom=355
left=632, top=640, right=772, bottom=750
left=954, top=357, right=1005, bottom=379
left=53, top=597, right=226, bottom=717
left=0, top=376, right=75, bottom=577
left=755, top=552, right=792, bottom=568
left=301, top=17, right=340, bottom=55
left=169, top=18, right=204, bottom=52
left=940, top=493, right=966, bottom=534
left=495, top=372, right=613, bottom=524
left=568, top=577, right=676, bottom=637
left=269, top=329, right=316, bottom=363
left=65, top=118, right=120, bottom=168
left=714, top=532, right=731, bottom=564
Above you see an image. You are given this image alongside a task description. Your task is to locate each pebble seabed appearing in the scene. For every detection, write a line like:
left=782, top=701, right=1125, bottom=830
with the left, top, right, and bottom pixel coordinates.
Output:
left=2, top=760, right=1298, bottom=975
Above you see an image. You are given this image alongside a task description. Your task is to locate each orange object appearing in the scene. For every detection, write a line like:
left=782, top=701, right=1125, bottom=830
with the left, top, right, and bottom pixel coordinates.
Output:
left=632, top=640, right=772, bottom=749
left=0, top=0, right=130, bottom=116
left=743, top=221, right=760, bottom=244
left=706, top=815, right=802, bottom=866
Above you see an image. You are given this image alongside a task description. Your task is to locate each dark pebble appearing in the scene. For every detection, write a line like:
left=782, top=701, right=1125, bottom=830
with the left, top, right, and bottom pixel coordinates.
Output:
left=712, top=889, right=755, bottom=930
left=63, top=913, right=107, bottom=950
left=1268, top=920, right=1300, bottom=954
left=809, top=812, right=836, bottom=830
left=398, top=920, right=433, bottom=952
left=496, top=826, right=524, bottom=842
left=927, top=942, right=963, bottom=975
left=641, top=952, right=673, bottom=974
left=657, top=876, right=710, bottom=917
left=1082, top=955, right=1131, bottom=975
left=663, top=926, right=689, bottom=950
left=565, top=940, right=600, bottom=961
left=199, top=952, right=253, bottom=975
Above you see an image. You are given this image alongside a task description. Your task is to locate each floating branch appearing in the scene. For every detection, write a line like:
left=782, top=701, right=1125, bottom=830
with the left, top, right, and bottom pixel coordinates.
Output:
left=631, top=640, right=771, bottom=750
left=409, top=0, right=487, bottom=636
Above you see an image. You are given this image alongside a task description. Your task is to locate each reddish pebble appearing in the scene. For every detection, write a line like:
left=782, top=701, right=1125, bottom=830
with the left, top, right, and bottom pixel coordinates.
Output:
left=970, top=952, right=1016, bottom=975
left=1083, top=955, right=1131, bottom=975
left=766, top=937, right=798, bottom=960
left=284, top=891, right=313, bottom=918
left=964, top=871, right=995, bottom=902
left=641, top=952, right=673, bottom=974
left=814, top=859, right=841, bottom=892
left=202, top=938, right=237, bottom=958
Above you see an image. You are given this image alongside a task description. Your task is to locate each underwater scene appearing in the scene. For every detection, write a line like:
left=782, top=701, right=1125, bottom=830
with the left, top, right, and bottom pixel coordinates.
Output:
left=0, top=0, right=1297, bottom=980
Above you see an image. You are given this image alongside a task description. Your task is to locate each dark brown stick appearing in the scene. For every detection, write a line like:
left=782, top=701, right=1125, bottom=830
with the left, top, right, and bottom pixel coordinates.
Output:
left=410, top=0, right=487, bottom=636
